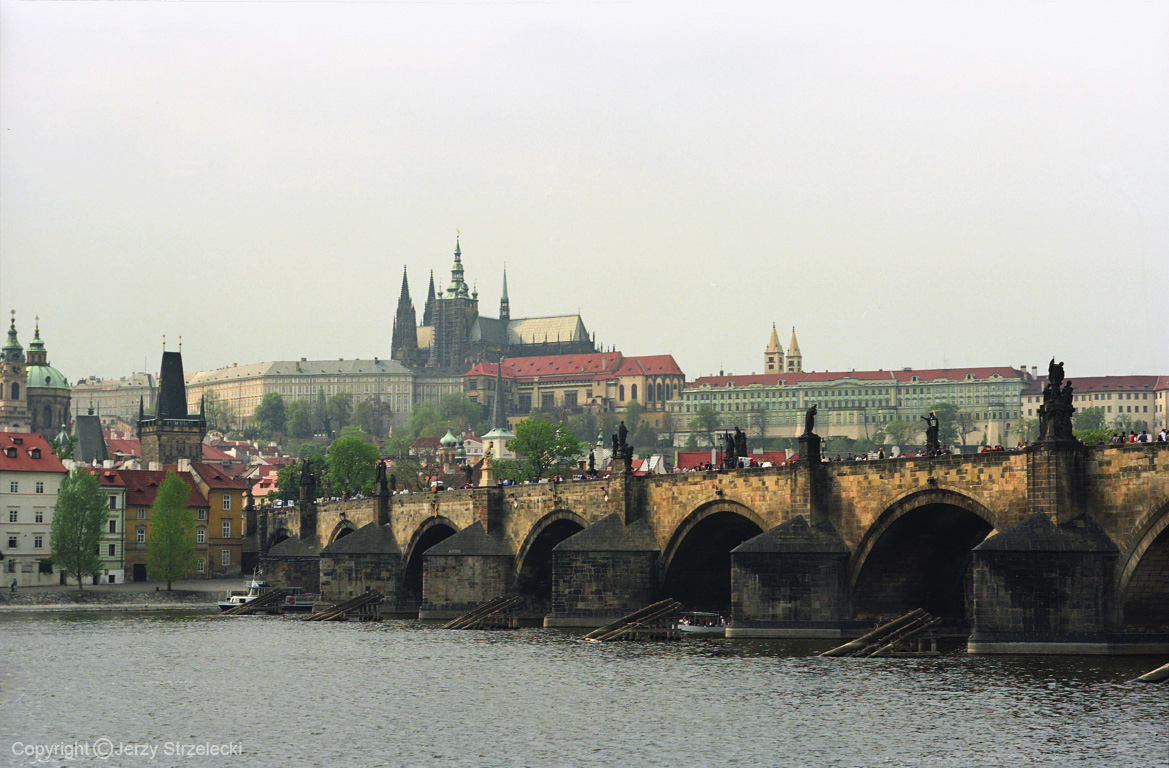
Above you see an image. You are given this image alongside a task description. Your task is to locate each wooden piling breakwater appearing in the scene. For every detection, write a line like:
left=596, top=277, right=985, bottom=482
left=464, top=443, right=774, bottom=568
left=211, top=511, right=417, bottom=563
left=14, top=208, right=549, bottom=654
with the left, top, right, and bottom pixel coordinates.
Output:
left=1134, top=661, right=1169, bottom=684
left=303, top=591, right=383, bottom=622
left=583, top=599, right=684, bottom=642
left=820, top=609, right=942, bottom=657
left=443, top=596, right=525, bottom=630
left=219, top=587, right=290, bottom=616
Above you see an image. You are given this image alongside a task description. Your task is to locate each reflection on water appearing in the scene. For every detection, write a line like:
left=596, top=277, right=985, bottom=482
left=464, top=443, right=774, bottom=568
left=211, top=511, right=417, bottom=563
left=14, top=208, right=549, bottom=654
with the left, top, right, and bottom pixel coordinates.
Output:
left=0, top=612, right=1165, bottom=768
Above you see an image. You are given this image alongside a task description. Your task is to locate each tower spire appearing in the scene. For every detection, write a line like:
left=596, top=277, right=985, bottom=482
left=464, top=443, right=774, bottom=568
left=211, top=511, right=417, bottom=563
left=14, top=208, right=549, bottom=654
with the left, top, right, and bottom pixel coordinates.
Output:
left=499, top=264, right=511, bottom=322
left=764, top=323, right=783, bottom=373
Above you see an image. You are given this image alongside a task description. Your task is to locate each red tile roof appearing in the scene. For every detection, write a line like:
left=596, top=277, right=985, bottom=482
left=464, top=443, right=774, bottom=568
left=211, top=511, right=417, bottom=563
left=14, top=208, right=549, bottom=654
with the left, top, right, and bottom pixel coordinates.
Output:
left=889, top=367, right=1026, bottom=383
left=674, top=449, right=787, bottom=470
left=689, top=367, right=1027, bottom=389
left=1021, top=375, right=1163, bottom=396
left=613, top=355, right=685, bottom=377
left=200, top=444, right=236, bottom=463
left=690, top=374, right=785, bottom=388
left=189, top=462, right=249, bottom=490
left=0, top=433, right=66, bottom=473
left=117, top=469, right=208, bottom=509
left=465, top=352, right=682, bottom=383
left=105, top=438, right=141, bottom=458
left=83, top=467, right=124, bottom=487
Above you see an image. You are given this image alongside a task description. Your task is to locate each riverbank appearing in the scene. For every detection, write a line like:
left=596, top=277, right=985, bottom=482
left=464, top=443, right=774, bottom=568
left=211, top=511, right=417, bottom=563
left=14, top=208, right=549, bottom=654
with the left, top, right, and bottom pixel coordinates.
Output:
left=0, top=577, right=233, bottom=613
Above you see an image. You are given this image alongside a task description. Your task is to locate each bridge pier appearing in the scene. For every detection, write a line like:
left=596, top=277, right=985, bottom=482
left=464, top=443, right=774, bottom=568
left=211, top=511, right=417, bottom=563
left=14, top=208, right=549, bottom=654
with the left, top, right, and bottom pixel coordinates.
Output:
left=728, top=516, right=856, bottom=638
left=545, top=513, right=659, bottom=628
left=419, top=521, right=515, bottom=620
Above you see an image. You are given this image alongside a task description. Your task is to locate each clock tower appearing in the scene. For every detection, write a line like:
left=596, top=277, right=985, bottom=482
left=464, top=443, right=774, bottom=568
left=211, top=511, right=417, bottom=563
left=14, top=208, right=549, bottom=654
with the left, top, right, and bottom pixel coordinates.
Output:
left=0, top=312, right=32, bottom=432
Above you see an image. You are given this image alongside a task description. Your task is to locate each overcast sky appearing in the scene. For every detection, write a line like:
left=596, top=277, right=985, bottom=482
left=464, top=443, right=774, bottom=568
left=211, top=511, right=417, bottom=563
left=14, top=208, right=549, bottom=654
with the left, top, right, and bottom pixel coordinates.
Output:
left=2, top=1, right=1166, bottom=384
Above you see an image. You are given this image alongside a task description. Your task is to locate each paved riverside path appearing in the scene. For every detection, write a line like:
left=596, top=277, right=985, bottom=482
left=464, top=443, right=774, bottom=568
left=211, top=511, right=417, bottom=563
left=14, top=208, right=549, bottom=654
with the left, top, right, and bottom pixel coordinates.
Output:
left=0, top=577, right=236, bottom=612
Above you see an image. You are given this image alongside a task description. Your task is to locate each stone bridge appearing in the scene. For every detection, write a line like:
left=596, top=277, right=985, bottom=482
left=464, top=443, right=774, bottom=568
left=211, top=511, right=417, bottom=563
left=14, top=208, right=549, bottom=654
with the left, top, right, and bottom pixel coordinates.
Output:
left=256, top=441, right=1169, bottom=653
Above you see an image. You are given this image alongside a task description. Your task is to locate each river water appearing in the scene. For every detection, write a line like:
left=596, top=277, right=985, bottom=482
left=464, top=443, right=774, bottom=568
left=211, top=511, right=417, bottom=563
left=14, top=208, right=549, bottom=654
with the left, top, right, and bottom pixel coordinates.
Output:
left=0, top=612, right=1165, bottom=768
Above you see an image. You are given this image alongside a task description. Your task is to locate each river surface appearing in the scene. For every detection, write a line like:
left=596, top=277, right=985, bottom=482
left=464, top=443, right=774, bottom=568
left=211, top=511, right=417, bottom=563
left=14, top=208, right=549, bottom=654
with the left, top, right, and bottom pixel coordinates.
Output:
left=0, top=611, right=1165, bottom=768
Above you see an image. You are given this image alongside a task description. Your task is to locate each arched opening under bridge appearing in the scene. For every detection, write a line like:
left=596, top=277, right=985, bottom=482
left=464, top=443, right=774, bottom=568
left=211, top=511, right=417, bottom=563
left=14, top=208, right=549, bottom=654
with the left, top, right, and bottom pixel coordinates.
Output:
left=401, top=520, right=457, bottom=606
left=662, top=506, right=764, bottom=612
left=515, top=515, right=585, bottom=609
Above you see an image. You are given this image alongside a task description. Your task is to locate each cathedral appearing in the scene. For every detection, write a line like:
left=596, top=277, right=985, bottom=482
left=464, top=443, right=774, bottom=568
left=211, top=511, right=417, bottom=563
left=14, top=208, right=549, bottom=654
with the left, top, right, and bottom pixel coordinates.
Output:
left=392, top=238, right=596, bottom=373
left=0, top=313, right=71, bottom=437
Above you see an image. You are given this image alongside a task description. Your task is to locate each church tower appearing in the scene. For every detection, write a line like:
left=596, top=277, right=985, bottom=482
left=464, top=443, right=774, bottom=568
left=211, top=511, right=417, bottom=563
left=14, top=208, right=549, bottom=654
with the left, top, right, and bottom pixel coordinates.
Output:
left=0, top=312, right=31, bottom=432
left=138, top=347, right=206, bottom=466
left=25, top=318, right=71, bottom=437
left=786, top=327, right=803, bottom=373
left=422, top=271, right=436, bottom=327
left=429, top=236, right=480, bottom=370
left=764, top=323, right=784, bottom=374
left=391, top=267, right=420, bottom=367
left=499, top=266, right=510, bottom=323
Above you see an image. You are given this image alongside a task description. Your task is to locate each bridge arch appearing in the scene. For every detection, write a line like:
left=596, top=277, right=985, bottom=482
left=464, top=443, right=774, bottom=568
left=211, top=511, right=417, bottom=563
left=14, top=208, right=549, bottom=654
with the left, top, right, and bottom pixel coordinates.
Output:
left=1116, top=499, right=1169, bottom=631
left=661, top=499, right=766, bottom=611
left=267, top=528, right=291, bottom=550
left=328, top=520, right=357, bottom=543
left=401, top=516, right=459, bottom=605
left=849, top=487, right=998, bottom=621
left=514, top=510, right=588, bottom=607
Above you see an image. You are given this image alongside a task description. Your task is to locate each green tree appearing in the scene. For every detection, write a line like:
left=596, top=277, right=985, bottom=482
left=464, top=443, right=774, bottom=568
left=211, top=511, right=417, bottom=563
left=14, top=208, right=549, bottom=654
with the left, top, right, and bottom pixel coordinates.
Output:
left=1012, top=417, right=1039, bottom=445
left=407, top=401, right=442, bottom=436
left=693, top=404, right=721, bottom=447
left=623, top=400, right=644, bottom=436
left=50, top=469, right=107, bottom=589
left=48, top=432, right=78, bottom=462
left=327, top=434, right=380, bottom=498
left=507, top=417, right=587, bottom=480
left=659, top=410, right=679, bottom=450
left=145, top=472, right=198, bottom=590
left=1074, top=407, right=1107, bottom=432
left=353, top=397, right=392, bottom=440
left=253, top=392, right=287, bottom=435
left=313, top=389, right=332, bottom=438
left=203, top=391, right=233, bottom=433
left=327, top=393, right=353, bottom=434
left=285, top=399, right=316, bottom=438
left=440, top=393, right=485, bottom=431
left=874, top=419, right=921, bottom=447
left=684, top=432, right=699, bottom=451
left=955, top=410, right=979, bottom=447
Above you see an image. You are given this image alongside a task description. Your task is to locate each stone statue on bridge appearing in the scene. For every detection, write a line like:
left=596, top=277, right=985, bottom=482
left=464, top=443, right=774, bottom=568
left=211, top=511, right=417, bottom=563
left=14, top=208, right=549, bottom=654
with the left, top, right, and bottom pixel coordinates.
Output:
left=803, top=405, right=818, bottom=436
left=735, top=426, right=747, bottom=460
left=1038, top=358, right=1076, bottom=443
left=922, top=411, right=940, bottom=456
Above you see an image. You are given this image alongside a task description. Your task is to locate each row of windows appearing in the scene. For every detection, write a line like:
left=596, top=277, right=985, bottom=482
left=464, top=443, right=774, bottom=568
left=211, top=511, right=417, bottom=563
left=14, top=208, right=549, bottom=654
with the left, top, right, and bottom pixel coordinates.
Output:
left=6, top=482, right=46, bottom=494
left=195, top=551, right=231, bottom=573
left=1025, top=391, right=1152, bottom=403
left=5, top=534, right=43, bottom=549
left=8, top=510, right=45, bottom=523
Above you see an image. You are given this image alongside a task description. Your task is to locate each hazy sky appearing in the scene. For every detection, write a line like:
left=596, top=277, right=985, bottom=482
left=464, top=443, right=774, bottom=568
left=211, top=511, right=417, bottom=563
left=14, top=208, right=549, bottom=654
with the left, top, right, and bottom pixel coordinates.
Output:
left=2, top=1, right=1166, bottom=384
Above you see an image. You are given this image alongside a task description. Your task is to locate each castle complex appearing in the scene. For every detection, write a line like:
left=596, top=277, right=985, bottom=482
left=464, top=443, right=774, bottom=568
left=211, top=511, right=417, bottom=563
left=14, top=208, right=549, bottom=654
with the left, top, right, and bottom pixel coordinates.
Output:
left=391, top=238, right=596, bottom=372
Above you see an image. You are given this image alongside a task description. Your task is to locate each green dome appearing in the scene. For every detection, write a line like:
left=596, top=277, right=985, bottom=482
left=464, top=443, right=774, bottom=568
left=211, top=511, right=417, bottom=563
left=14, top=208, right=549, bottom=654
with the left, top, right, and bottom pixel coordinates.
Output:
left=27, top=364, right=68, bottom=391
left=440, top=429, right=459, bottom=449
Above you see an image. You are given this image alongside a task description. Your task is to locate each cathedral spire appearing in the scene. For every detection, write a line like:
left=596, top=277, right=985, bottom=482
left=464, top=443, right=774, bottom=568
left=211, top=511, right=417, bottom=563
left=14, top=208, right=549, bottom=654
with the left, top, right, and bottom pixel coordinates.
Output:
left=446, top=235, right=470, bottom=299
left=764, top=323, right=783, bottom=374
left=499, top=265, right=510, bottom=322
left=423, top=270, right=436, bottom=326
left=391, top=266, right=419, bottom=365
left=785, top=327, right=803, bottom=373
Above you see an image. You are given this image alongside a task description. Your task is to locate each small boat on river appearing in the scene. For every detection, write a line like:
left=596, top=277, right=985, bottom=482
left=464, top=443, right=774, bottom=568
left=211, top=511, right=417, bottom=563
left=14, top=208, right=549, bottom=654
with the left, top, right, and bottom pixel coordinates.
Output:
left=674, top=611, right=727, bottom=636
left=218, top=577, right=316, bottom=613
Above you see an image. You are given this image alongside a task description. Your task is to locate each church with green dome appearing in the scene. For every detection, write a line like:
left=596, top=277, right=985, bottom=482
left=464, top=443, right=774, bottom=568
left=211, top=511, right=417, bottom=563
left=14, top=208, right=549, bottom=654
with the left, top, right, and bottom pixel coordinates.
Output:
left=0, top=314, right=71, bottom=437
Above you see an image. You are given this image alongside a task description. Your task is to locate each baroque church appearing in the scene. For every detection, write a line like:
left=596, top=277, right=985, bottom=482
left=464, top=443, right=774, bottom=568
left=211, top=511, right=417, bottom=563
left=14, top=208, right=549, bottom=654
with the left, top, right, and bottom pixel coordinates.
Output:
left=391, top=238, right=596, bottom=372
left=0, top=313, right=71, bottom=437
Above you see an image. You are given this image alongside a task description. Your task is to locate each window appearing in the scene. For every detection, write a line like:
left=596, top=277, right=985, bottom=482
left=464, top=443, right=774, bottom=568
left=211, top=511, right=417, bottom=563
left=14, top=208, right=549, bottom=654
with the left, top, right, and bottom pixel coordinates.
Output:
left=35, top=482, right=44, bottom=494
left=196, top=527, right=205, bottom=544
left=137, top=508, right=146, bottom=520
left=109, top=495, right=117, bottom=510
left=222, top=494, right=231, bottom=512
left=222, top=519, right=232, bottom=538
left=33, top=535, right=42, bottom=549
left=197, top=559, right=206, bottom=574
left=8, top=482, right=16, bottom=493
left=136, top=527, right=145, bottom=544
left=108, top=519, right=116, bottom=534
left=34, top=509, right=43, bottom=523
left=108, top=544, right=116, bottom=557
left=221, top=549, right=230, bottom=567
left=7, top=535, right=16, bottom=549
left=8, top=510, right=16, bottom=523
left=197, top=509, right=206, bottom=521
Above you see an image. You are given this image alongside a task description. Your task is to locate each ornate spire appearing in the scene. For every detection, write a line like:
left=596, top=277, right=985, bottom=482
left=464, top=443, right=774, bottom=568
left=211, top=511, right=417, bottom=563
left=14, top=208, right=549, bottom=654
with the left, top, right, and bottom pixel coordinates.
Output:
left=391, top=266, right=419, bottom=363
left=423, top=270, right=436, bottom=326
left=499, top=265, right=510, bottom=322
left=446, top=234, right=471, bottom=299
left=3, top=311, right=23, bottom=363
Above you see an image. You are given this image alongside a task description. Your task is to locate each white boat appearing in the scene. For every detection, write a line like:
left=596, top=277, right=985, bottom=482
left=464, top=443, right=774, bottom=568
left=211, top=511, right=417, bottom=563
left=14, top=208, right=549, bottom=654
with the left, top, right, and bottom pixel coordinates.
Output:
left=218, top=577, right=316, bottom=613
left=674, top=611, right=727, bottom=635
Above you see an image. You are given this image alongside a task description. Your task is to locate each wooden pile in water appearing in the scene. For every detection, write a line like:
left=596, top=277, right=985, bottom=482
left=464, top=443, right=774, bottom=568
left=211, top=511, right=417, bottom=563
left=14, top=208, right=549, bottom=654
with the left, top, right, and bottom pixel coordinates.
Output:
left=583, top=599, right=684, bottom=642
left=220, top=587, right=290, bottom=616
left=303, top=591, right=383, bottom=622
left=1134, top=661, right=1169, bottom=684
left=443, top=596, right=524, bottom=630
left=820, top=609, right=942, bottom=657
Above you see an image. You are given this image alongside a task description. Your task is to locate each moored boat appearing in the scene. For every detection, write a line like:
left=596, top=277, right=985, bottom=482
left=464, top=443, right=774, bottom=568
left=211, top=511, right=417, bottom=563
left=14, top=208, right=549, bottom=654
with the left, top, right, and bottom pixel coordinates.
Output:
left=218, top=577, right=316, bottom=613
left=674, top=611, right=727, bottom=636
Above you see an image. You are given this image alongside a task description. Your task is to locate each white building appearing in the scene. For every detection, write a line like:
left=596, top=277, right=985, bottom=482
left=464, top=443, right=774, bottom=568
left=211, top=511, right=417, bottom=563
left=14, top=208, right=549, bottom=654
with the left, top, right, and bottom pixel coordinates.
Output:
left=1, top=432, right=66, bottom=586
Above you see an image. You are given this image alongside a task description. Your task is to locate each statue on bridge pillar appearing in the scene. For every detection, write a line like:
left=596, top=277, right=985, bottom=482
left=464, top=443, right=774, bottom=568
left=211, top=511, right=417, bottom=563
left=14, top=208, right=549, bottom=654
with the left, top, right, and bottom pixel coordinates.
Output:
left=799, top=405, right=821, bottom=464
left=735, top=426, right=747, bottom=462
left=922, top=411, right=940, bottom=456
left=803, top=404, right=818, bottom=436
left=1037, top=358, right=1077, bottom=443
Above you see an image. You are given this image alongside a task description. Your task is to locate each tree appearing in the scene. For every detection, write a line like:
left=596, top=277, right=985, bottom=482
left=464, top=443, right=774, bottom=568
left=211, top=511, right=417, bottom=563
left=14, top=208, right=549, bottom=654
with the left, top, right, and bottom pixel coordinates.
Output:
left=327, top=393, right=353, bottom=434
left=659, top=410, right=679, bottom=449
left=440, top=393, right=485, bottom=432
left=874, top=419, right=921, bottom=447
left=1012, top=417, right=1038, bottom=445
left=313, top=388, right=332, bottom=438
left=1074, top=407, right=1107, bottom=432
left=202, top=391, right=232, bottom=433
left=507, top=417, right=587, bottom=481
left=353, top=397, right=392, bottom=440
left=146, top=471, right=198, bottom=590
left=50, top=469, right=107, bottom=589
left=253, top=392, right=287, bottom=435
left=48, top=432, right=77, bottom=463
left=285, top=399, right=316, bottom=439
left=407, top=400, right=442, bottom=436
left=684, top=432, right=699, bottom=451
left=326, top=434, right=380, bottom=498
left=693, top=404, right=721, bottom=447
left=955, top=410, right=979, bottom=448
left=623, top=400, right=644, bottom=437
